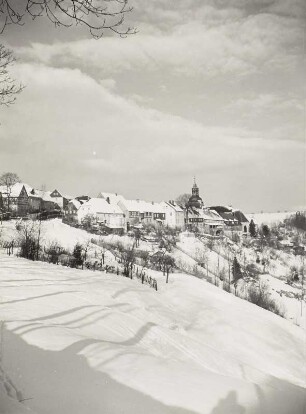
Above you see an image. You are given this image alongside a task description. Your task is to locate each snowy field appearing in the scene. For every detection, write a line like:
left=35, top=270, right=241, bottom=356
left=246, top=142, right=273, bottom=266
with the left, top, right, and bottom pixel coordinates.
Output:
left=0, top=253, right=306, bottom=413
left=0, top=219, right=306, bottom=413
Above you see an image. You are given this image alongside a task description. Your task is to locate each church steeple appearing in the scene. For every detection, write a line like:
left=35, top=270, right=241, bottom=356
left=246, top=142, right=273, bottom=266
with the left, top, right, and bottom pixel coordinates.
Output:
left=192, top=176, right=199, bottom=197
left=188, top=177, right=204, bottom=209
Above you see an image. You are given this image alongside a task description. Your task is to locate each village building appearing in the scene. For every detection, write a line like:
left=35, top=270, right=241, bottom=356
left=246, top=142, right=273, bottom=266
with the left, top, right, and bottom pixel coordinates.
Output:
left=117, top=199, right=165, bottom=229
left=184, top=180, right=224, bottom=236
left=64, top=199, right=82, bottom=223
left=77, top=198, right=125, bottom=233
left=233, top=210, right=249, bottom=235
left=160, top=201, right=184, bottom=229
left=29, top=188, right=61, bottom=214
left=0, top=183, right=29, bottom=217
left=49, top=189, right=73, bottom=211
left=209, top=206, right=249, bottom=236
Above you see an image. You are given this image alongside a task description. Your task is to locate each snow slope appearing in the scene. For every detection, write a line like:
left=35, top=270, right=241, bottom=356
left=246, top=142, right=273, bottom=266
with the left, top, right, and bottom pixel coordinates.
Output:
left=0, top=252, right=305, bottom=414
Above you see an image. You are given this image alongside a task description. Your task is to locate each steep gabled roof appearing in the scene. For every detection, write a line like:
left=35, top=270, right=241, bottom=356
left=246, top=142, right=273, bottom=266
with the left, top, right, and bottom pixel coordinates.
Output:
left=233, top=210, right=249, bottom=223
left=50, top=189, right=74, bottom=200
left=69, top=199, right=82, bottom=209
left=0, top=183, right=30, bottom=198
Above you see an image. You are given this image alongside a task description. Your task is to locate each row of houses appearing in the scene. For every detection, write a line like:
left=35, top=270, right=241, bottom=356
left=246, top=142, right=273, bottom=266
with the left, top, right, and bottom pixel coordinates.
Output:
left=0, top=180, right=250, bottom=236
left=0, top=183, right=72, bottom=218
left=65, top=195, right=185, bottom=232
left=64, top=181, right=249, bottom=236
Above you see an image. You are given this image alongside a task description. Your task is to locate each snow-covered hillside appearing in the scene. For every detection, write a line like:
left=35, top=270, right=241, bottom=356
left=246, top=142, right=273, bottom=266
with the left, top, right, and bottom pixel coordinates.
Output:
left=0, top=250, right=306, bottom=413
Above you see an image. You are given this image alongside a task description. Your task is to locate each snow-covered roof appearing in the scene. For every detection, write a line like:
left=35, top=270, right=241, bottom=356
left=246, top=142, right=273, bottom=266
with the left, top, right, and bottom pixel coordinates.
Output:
left=30, top=189, right=55, bottom=202
left=79, top=198, right=124, bottom=215
left=98, top=192, right=125, bottom=204
left=218, top=211, right=239, bottom=224
left=187, top=207, right=224, bottom=222
left=50, top=189, right=74, bottom=200
left=120, top=199, right=164, bottom=213
left=205, top=209, right=224, bottom=221
left=162, top=201, right=184, bottom=213
left=0, top=182, right=31, bottom=197
left=69, top=199, right=81, bottom=209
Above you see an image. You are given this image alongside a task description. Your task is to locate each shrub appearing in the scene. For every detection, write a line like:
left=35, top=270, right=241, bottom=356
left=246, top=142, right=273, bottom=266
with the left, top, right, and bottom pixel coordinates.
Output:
left=44, top=241, right=66, bottom=264
left=245, top=263, right=260, bottom=279
left=72, top=243, right=83, bottom=268
left=16, top=220, right=41, bottom=261
left=247, top=282, right=284, bottom=317
left=223, top=281, right=231, bottom=293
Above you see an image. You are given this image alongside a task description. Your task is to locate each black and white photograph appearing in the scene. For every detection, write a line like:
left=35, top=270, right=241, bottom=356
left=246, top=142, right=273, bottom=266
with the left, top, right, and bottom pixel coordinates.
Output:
left=0, top=0, right=305, bottom=413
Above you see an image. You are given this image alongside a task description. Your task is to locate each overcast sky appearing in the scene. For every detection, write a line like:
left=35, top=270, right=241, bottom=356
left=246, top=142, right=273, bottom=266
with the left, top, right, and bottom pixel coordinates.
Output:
left=0, top=0, right=305, bottom=212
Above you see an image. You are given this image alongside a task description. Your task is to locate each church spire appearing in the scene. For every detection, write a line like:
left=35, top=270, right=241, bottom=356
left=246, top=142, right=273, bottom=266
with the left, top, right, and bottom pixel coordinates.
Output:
left=192, top=177, right=199, bottom=196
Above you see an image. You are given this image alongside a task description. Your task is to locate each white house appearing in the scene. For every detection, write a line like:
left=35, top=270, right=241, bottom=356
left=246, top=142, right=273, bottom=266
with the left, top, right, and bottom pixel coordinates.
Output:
left=118, top=199, right=166, bottom=228
left=77, top=198, right=125, bottom=232
left=161, top=201, right=184, bottom=229
left=64, top=199, right=82, bottom=222
left=49, top=189, right=73, bottom=211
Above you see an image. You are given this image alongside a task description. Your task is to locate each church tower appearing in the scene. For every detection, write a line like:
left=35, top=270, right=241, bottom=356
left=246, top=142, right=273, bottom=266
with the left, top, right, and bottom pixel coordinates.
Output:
left=192, top=178, right=199, bottom=197
left=188, top=178, right=204, bottom=209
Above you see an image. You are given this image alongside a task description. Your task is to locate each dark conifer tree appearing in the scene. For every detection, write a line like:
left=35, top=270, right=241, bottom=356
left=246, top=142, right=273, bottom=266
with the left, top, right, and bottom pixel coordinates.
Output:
left=249, top=219, right=256, bottom=237
left=73, top=243, right=83, bottom=268
left=232, top=256, right=243, bottom=284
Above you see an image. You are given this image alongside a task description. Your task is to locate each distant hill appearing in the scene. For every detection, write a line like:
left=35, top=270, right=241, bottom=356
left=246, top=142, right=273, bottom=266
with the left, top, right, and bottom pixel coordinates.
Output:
left=247, top=211, right=302, bottom=225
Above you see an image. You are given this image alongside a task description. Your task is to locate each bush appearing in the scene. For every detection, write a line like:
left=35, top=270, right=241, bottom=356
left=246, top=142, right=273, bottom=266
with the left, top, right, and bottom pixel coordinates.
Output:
left=16, top=220, right=41, bottom=261
left=247, top=282, right=284, bottom=317
left=72, top=243, right=84, bottom=268
left=44, top=241, right=66, bottom=264
left=223, top=281, right=231, bottom=293
left=245, top=263, right=260, bottom=279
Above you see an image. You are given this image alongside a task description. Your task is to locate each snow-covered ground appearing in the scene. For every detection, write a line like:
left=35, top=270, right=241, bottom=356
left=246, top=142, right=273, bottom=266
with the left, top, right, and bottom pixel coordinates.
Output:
left=1, top=219, right=306, bottom=413
left=0, top=254, right=306, bottom=413
left=177, top=234, right=306, bottom=329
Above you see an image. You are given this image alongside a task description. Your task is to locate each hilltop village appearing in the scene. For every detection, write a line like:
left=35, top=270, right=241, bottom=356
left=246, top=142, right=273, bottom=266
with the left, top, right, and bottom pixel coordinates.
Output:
left=0, top=179, right=250, bottom=237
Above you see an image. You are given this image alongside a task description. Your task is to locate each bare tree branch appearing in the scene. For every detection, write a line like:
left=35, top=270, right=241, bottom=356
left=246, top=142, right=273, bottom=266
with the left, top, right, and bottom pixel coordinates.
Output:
left=0, top=0, right=137, bottom=37
left=0, top=44, right=24, bottom=106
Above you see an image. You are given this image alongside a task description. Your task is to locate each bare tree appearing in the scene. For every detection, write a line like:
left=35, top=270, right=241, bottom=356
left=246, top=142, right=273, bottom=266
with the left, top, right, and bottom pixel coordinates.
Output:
left=163, top=254, right=175, bottom=283
left=175, top=194, right=191, bottom=209
left=0, top=45, right=23, bottom=106
left=0, top=1, right=136, bottom=105
left=0, top=0, right=136, bottom=38
left=0, top=172, right=20, bottom=212
left=16, top=219, right=41, bottom=260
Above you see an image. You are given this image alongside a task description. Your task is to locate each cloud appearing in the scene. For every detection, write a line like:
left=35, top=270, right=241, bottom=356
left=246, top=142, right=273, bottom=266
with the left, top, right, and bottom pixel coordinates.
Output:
left=228, top=94, right=304, bottom=114
left=1, top=0, right=304, bottom=211
left=225, top=93, right=305, bottom=141
left=16, top=4, right=303, bottom=80
left=0, top=63, right=303, bottom=211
